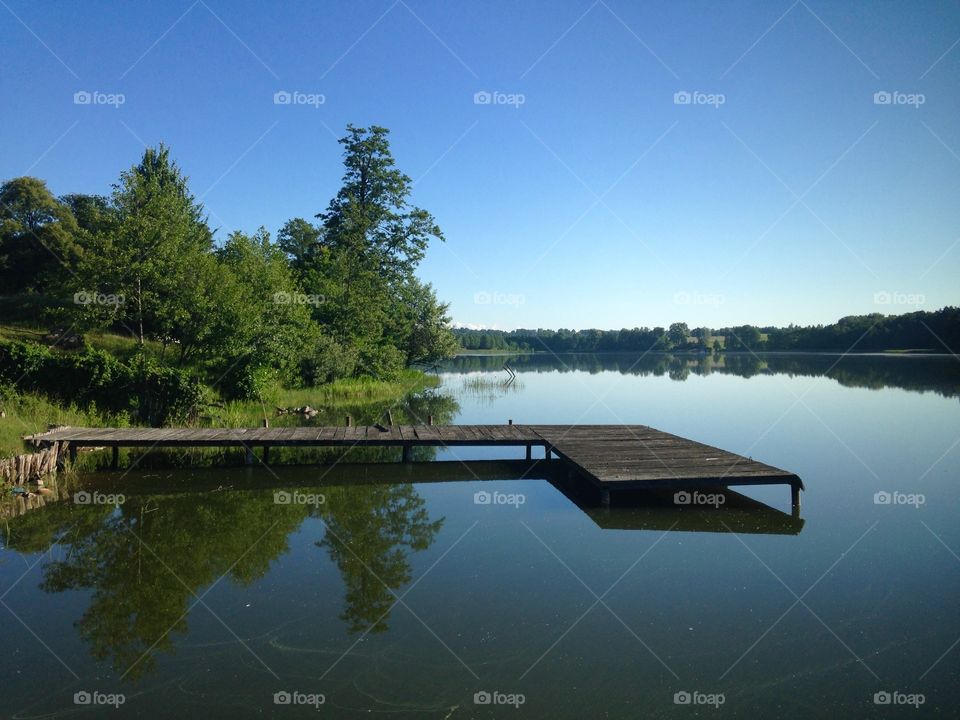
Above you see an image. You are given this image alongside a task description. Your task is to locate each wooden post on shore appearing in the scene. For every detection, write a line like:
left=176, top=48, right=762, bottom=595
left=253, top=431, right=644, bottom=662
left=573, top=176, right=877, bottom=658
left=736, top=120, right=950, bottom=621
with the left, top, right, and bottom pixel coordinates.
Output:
left=508, top=419, right=513, bottom=425
left=386, top=410, right=394, bottom=426
left=428, top=415, right=433, bottom=426
left=262, top=419, right=270, bottom=464
left=345, top=415, right=352, bottom=427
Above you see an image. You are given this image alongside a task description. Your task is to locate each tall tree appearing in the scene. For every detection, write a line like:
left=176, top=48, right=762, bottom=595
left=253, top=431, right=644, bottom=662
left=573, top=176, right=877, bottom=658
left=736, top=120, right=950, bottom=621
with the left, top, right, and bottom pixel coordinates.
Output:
left=102, top=145, right=213, bottom=345
left=306, top=125, right=454, bottom=375
left=0, top=177, right=80, bottom=292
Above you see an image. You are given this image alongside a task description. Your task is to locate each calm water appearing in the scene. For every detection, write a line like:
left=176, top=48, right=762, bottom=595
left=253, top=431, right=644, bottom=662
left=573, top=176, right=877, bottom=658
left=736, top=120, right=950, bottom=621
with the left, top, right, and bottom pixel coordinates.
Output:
left=2, top=353, right=959, bottom=718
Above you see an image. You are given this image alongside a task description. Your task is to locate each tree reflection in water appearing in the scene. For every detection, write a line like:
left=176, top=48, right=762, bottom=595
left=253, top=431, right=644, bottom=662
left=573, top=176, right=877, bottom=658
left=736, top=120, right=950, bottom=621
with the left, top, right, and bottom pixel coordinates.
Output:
left=5, top=480, right=442, bottom=681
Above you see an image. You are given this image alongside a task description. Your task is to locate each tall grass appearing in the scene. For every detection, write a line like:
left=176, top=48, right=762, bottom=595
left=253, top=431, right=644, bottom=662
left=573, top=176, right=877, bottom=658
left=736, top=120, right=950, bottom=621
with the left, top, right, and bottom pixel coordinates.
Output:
left=0, top=390, right=129, bottom=458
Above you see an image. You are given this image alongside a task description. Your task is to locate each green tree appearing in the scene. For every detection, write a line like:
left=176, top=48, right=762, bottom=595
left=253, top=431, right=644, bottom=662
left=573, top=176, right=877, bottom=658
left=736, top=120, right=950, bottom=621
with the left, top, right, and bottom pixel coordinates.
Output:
left=0, top=177, right=81, bottom=292
left=668, top=322, right=690, bottom=348
left=214, top=227, right=319, bottom=396
left=303, top=125, right=453, bottom=376
left=277, top=217, right=323, bottom=279
left=101, top=145, right=213, bottom=345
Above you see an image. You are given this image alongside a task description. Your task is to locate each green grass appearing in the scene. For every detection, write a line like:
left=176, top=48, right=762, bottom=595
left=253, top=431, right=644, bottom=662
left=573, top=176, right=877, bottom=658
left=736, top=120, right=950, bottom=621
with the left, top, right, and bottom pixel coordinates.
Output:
left=0, top=390, right=129, bottom=459
left=212, top=371, right=440, bottom=427
left=0, top=370, right=439, bottom=458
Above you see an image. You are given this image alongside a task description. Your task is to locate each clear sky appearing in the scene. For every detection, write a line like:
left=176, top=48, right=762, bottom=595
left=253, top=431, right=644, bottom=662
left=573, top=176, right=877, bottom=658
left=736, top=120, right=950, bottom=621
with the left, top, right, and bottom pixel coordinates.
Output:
left=2, top=0, right=958, bottom=330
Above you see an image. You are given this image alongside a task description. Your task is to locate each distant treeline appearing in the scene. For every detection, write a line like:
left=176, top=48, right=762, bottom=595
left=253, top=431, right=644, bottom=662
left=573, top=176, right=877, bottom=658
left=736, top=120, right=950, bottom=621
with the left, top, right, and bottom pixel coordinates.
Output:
left=442, top=352, right=960, bottom=400
left=454, top=308, right=960, bottom=354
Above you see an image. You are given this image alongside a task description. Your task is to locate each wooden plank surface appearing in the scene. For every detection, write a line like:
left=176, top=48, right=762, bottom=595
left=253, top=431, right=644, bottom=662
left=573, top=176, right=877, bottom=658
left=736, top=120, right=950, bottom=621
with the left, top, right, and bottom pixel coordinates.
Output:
left=24, top=424, right=800, bottom=491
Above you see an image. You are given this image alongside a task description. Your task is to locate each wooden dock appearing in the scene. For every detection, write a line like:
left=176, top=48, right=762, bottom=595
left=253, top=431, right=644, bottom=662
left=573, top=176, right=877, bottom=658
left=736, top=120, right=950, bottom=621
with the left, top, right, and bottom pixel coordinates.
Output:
left=24, top=424, right=803, bottom=508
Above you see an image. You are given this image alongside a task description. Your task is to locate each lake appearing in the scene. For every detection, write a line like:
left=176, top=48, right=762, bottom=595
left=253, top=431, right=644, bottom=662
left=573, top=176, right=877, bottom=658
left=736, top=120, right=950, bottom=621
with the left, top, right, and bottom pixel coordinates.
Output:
left=2, top=353, right=958, bottom=718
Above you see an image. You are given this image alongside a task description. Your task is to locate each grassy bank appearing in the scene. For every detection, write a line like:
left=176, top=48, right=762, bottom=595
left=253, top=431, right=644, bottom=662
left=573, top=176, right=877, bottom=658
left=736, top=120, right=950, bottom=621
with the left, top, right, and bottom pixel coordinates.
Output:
left=212, top=371, right=441, bottom=427
left=0, top=370, right=440, bottom=458
left=0, top=390, right=129, bottom=458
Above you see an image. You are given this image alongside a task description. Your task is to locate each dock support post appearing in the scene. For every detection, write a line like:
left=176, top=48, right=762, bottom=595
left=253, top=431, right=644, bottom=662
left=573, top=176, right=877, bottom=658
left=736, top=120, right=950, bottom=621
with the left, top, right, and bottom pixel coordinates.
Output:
left=245, top=446, right=254, bottom=465
left=428, top=415, right=433, bottom=426
left=525, top=444, right=532, bottom=461
left=111, top=446, right=119, bottom=470
left=508, top=419, right=513, bottom=425
left=263, top=446, right=270, bottom=464
left=69, top=443, right=77, bottom=465
left=345, top=415, right=352, bottom=427
left=791, top=483, right=801, bottom=515
left=402, top=444, right=412, bottom=463
left=601, top=489, right=611, bottom=506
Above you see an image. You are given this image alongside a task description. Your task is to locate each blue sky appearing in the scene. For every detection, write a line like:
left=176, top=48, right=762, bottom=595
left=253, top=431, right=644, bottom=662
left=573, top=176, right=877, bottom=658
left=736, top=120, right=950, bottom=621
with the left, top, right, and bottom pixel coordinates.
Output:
left=2, top=0, right=958, bottom=330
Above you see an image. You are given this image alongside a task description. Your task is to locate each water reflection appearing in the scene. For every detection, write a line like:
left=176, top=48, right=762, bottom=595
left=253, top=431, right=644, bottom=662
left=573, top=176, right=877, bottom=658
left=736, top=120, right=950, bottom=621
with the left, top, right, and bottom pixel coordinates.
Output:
left=446, top=352, right=960, bottom=398
left=4, top=478, right=442, bottom=680
left=3, top=461, right=801, bottom=683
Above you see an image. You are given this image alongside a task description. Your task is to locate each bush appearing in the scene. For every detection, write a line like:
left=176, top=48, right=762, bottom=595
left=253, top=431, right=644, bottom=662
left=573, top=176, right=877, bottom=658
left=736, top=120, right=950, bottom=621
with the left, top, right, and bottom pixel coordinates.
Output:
left=356, top=343, right=405, bottom=380
left=216, top=356, right=277, bottom=401
left=299, top=334, right=357, bottom=386
left=0, top=340, right=202, bottom=426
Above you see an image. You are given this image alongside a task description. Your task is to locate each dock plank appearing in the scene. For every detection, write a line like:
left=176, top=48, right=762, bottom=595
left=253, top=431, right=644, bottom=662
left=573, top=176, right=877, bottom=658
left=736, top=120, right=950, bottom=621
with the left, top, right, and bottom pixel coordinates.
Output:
left=25, top=423, right=801, bottom=496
